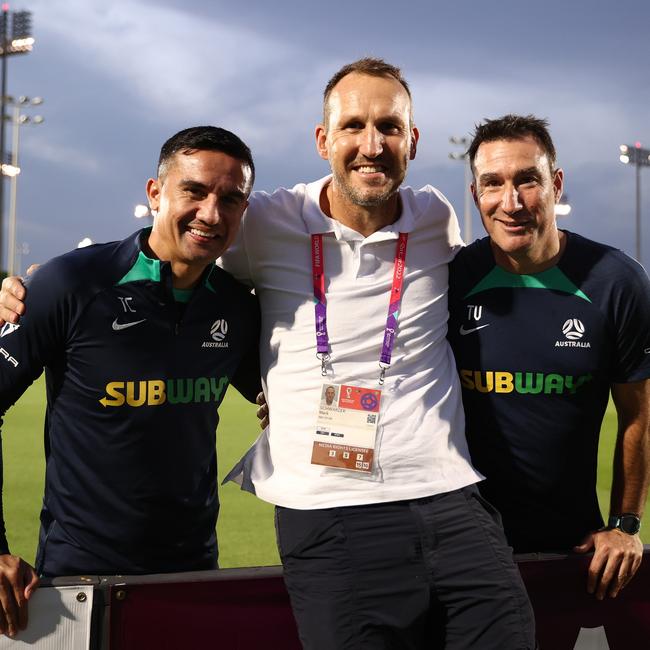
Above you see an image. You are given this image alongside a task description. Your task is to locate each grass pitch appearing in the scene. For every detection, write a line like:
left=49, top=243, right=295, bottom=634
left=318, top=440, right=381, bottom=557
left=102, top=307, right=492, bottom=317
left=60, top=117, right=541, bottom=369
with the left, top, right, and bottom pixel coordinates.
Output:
left=2, top=376, right=279, bottom=568
left=2, top=376, right=647, bottom=568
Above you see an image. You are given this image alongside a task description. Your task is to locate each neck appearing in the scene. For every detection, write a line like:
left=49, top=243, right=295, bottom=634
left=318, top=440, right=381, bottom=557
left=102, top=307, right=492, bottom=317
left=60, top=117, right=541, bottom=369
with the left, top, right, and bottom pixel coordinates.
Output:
left=493, top=229, right=566, bottom=274
left=320, top=181, right=401, bottom=237
left=144, top=232, right=204, bottom=289
left=169, top=263, right=205, bottom=289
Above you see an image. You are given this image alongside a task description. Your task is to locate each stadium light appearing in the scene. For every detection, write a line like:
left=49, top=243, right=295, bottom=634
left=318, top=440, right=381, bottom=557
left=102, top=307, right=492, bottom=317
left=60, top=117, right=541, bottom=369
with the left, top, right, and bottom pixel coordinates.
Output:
left=554, top=195, right=572, bottom=217
left=619, top=142, right=650, bottom=263
left=134, top=204, right=151, bottom=219
left=0, top=161, right=17, bottom=175
left=5, top=95, right=44, bottom=275
left=448, top=136, right=472, bottom=243
left=0, top=7, right=35, bottom=272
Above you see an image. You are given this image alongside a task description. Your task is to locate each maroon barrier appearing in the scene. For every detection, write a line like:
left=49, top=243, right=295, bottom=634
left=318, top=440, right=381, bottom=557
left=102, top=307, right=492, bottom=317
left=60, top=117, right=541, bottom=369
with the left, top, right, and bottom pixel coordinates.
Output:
left=106, top=567, right=301, bottom=650
left=518, top=551, right=650, bottom=648
left=92, top=549, right=650, bottom=649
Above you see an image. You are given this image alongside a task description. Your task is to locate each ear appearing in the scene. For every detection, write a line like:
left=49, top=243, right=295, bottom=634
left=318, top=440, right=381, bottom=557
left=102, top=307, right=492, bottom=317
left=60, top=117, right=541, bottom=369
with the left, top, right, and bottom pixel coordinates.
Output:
left=470, top=182, right=479, bottom=208
left=146, top=178, right=161, bottom=212
left=315, top=124, right=329, bottom=161
left=553, top=167, right=564, bottom=203
left=409, top=126, right=420, bottom=160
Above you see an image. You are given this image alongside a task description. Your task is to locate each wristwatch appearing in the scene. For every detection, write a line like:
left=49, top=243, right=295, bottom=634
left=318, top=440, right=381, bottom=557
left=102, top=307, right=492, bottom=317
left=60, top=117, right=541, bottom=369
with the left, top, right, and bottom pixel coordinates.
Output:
left=607, top=513, right=641, bottom=535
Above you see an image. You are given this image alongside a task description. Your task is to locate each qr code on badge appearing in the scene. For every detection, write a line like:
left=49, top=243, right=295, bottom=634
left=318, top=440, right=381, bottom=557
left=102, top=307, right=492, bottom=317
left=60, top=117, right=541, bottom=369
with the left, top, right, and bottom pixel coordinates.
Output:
left=366, top=414, right=377, bottom=424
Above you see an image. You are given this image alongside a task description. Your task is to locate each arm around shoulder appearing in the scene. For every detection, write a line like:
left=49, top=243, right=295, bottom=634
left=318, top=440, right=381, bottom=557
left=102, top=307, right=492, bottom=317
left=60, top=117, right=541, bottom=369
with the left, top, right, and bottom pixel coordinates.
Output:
left=0, top=276, right=27, bottom=326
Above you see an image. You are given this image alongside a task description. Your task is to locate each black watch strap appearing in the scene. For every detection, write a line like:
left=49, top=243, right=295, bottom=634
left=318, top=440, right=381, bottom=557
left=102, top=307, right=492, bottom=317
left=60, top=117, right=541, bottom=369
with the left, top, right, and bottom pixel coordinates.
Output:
left=608, top=513, right=641, bottom=535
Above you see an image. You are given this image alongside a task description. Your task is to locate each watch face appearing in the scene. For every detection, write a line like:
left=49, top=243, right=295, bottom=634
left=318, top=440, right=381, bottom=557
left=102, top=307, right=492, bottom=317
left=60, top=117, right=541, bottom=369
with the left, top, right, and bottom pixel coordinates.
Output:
left=619, top=515, right=641, bottom=535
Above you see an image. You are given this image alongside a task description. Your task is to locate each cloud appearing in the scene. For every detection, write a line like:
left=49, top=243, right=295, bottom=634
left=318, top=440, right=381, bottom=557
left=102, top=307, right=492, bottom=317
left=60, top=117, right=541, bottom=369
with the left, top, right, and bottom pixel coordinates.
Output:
left=14, top=0, right=650, bottom=264
left=21, top=135, right=102, bottom=175
left=409, top=72, right=644, bottom=171
left=28, top=0, right=301, bottom=126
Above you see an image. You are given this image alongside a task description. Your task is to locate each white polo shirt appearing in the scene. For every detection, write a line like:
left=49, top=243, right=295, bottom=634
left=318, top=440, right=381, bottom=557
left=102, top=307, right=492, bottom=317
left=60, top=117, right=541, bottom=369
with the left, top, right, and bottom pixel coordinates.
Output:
left=221, top=176, right=482, bottom=509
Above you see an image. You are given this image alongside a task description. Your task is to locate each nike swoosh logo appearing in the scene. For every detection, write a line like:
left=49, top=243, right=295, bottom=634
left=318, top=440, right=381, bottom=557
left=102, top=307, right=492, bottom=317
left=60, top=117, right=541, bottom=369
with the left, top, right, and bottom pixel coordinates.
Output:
left=459, top=323, right=490, bottom=336
left=112, top=318, right=147, bottom=331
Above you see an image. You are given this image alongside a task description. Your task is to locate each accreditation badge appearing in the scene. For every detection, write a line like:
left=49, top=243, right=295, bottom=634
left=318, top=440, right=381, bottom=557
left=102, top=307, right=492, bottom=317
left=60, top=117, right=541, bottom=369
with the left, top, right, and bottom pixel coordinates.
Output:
left=311, top=383, right=381, bottom=473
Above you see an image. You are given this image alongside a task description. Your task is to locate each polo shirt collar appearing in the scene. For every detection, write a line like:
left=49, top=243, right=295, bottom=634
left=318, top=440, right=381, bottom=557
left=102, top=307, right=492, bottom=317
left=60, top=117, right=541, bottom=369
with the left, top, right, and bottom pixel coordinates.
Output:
left=302, top=175, right=416, bottom=242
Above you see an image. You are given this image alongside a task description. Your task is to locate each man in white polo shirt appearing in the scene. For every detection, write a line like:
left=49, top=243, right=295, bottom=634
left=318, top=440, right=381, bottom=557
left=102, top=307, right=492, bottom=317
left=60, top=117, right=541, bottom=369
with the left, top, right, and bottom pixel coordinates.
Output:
left=221, top=58, right=535, bottom=649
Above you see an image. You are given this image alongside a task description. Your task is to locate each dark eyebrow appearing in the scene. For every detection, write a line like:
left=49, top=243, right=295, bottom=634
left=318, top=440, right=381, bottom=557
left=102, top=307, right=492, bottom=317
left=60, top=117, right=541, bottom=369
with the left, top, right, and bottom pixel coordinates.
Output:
left=479, top=167, right=543, bottom=186
left=478, top=172, right=501, bottom=185
left=515, top=167, right=542, bottom=180
left=178, top=180, right=247, bottom=200
left=340, top=116, right=363, bottom=127
left=179, top=179, right=208, bottom=192
left=222, top=189, right=248, bottom=202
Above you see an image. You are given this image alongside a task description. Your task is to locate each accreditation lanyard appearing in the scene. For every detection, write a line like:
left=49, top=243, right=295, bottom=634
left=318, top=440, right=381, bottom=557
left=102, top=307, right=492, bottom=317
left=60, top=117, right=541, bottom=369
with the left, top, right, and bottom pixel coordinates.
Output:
left=311, top=232, right=408, bottom=385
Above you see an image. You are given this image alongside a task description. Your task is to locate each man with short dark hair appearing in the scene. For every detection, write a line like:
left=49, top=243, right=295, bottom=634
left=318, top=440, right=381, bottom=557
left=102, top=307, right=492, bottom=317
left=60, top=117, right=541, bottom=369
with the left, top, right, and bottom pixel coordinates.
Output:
left=0, top=126, right=260, bottom=636
left=448, top=113, right=650, bottom=600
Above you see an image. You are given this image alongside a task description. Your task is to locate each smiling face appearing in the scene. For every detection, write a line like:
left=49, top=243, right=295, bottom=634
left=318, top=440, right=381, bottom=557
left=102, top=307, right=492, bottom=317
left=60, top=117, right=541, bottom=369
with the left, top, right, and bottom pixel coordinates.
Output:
left=471, top=135, right=564, bottom=273
left=146, top=149, right=251, bottom=287
left=315, top=72, right=418, bottom=213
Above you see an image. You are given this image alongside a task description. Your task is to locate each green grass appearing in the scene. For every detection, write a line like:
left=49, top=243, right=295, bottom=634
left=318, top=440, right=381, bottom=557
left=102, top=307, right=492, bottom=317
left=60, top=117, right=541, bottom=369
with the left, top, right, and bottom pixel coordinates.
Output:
left=2, top=377, right=648, bottom=569
left=2, top=376, right=279, bottom=568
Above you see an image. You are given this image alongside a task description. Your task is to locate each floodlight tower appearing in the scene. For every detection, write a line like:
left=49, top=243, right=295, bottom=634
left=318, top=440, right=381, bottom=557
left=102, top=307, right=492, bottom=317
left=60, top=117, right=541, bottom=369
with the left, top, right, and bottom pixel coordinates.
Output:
left=449, top=136, right=472, bottom=243
left=0, top=5, right=34, bottom=271
left=6, top=95, right=43, bottom=275
left=619, top=142, right=650, bottom=264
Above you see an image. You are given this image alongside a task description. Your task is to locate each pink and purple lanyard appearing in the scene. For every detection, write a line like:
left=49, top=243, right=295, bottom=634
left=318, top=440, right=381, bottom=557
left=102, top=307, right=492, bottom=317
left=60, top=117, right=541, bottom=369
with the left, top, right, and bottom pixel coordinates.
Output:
left=311, top=232, right=408, bottom=385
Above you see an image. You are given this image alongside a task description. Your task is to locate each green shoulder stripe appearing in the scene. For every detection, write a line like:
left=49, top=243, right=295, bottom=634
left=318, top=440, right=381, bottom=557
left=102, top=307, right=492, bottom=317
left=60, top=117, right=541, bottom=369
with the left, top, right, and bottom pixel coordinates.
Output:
left=117, top=251, right=161, bottom=285
left=465, top=266, right=591, bottom=302
left=172, top=288, right=193, bottom=303
left=205, top=265, right=217, bottom=294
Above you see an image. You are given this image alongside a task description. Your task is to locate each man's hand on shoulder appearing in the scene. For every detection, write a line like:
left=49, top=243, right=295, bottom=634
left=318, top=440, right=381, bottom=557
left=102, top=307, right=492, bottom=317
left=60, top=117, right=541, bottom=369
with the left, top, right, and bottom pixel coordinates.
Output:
left=0, top=275, right=28, bottom=326
left=0, top=554, right=39, bottom=636
left=574, top=528, right=643, bottom=599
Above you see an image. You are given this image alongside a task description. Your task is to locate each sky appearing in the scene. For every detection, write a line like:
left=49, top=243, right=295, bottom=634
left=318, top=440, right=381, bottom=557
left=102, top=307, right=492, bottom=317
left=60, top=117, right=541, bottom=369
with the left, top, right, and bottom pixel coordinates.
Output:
left=4, top=0, right=650, bottom=272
